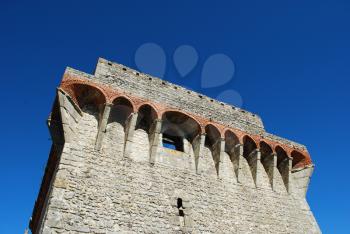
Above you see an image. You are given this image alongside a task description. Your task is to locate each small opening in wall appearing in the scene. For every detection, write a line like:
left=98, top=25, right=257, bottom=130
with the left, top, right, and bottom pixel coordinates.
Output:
left=177, top=198, right=185, bottom=217
left=187, top=91, right=191, bottom=94
left=148, top=77, right=152, bottom=81
left=162, top=81, right=166, bottom=85
left=107, top=62, right=112, bottom=66
left=174, top=86, right=178, bottom=89
left=198, top=95, right=203, bottom=98
left=122, top=67, right=127, bottom=71
left=136, top=72, right=140, bottom=76
left=162, top=134, right=184, bottom=152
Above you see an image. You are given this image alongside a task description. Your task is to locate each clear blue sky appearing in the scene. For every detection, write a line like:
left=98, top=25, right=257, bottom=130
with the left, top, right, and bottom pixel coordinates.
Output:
left=1, top=1, right=349, bottom=233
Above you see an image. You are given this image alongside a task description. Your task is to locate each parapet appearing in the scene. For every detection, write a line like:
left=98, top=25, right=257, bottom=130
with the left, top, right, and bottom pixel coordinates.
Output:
left=60, top=58, right=312, bottom=169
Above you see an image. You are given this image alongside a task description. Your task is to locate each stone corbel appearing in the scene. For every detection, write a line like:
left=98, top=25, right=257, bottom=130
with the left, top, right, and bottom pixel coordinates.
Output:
left=149, top=119, right=162, bottom=164
left=234, top=144, right=244, bottom=183
left=247, top=149, right=262, bottom=188
left=123, top=112, right=139, bottom=158
left=218, top=138, right=226, bottom=179
left=193, top=133, right=206, bottom=174
left=94, top=103, right=112, bottom=150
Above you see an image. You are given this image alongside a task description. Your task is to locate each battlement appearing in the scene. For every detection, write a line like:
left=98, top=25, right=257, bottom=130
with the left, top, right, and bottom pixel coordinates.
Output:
left=30, top=58, right=320, bottom=233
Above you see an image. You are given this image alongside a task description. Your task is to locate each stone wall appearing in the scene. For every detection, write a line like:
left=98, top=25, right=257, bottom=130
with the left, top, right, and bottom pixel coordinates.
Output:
left=34, top=102, right=319, bottom=233
left=30, top=58, right=320, bottom=233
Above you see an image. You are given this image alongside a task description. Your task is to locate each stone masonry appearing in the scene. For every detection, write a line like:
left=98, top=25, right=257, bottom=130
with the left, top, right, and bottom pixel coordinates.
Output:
left=30, top=58, right=320, bottom=233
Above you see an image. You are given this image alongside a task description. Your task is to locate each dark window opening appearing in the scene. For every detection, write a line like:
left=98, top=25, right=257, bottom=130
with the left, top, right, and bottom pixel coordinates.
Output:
left=162, top=134, right=184, bottom=152
left=179, top=209, right=185, bottom=217
left=177, top=198, right=185, bottom=217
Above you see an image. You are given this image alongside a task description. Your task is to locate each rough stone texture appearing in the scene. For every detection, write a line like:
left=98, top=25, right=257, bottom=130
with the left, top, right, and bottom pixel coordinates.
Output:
left=92, top=58, right=306, bottom=150
left=93, top=58, right=263, bottom=130
left=30, top=59, right=320, bottom=234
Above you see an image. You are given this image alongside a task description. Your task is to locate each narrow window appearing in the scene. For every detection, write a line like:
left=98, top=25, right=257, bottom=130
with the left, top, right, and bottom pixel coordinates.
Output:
left=177, top=198, right=185, bottom=217
left=177, top=198, right=185, bottom=227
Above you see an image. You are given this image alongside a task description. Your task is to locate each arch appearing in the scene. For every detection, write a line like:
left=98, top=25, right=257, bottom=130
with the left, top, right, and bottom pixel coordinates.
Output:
left=204, top=124, right=221, bottom=148
left=136, top=104, right=158, bottom=133
left=108, top=96, right=134, bottom=128
left=161, top=109, right=203, bottom=130
left=243, top=135, right=257, bottom=158
left=112, top=95, right=135, bottom=112
left=129, top=104, right=159, bottom=162
left=137, top=103, right=160, bottom=119
left=161, top=111, right=201, bottom=152
left=275, top=146, right=289, bottom=165
left=224, top=130, right=240, bottom=153
left=260, top=141, right=273, bottom=157
left=291, top=150, right=308, bottom=169
left=103, top=95, right=135, bottom=158
left=63, top=83, right=107, bottom=112
left=161, top=111, right=201, bottom=142
left=204, top=124, right=221, bottom=172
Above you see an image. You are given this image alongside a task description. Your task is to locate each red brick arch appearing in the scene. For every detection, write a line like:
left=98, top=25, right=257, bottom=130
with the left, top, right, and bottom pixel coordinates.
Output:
left=205, top=123, right=224, bottom=138
left=274, top=145, right=290, bottom=157
left=111, top=95, right=136, bottom=112
left=260, top=141, right=274, bottom=155
left=223, top=128, right=245, bottom=144
left=60, top=82, right=107, bottom=110
left=136, top=102, right=161, bottom=119
left=160, top=108, right=204, bottom=134
left=291, top=150, right=312, bottom=170
left=204, top=124, right=222, bottom=141
left=224, top=129, right=240, bottom=148
left=242, top=135, right=259, bottom=148
left=60, top=73, right=313, bottom=169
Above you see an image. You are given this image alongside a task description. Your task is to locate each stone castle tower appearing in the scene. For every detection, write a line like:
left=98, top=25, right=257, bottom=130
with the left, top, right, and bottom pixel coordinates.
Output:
left=30, top=58, right=320, bottom=233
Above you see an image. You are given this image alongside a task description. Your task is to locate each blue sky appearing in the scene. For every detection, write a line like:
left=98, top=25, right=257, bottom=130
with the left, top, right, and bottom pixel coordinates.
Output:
left=1, top=1, right=349, bottom=233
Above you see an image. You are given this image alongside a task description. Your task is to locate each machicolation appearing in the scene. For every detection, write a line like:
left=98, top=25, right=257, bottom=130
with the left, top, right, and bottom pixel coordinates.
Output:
left=30, top=58, right=320, bottom=233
